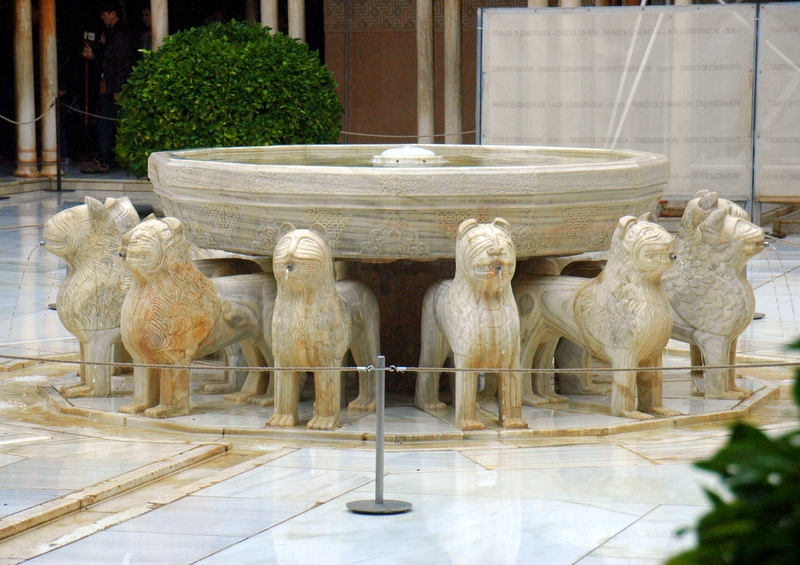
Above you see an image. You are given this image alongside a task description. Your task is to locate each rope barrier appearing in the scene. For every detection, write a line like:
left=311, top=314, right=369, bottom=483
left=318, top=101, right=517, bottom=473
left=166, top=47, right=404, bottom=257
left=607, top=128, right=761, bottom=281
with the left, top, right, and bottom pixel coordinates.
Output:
left=0, top=101, right=55, bottom=126
left=0, top=352, right=798, bottom=375
left=59, top=101, right=120, bottom=122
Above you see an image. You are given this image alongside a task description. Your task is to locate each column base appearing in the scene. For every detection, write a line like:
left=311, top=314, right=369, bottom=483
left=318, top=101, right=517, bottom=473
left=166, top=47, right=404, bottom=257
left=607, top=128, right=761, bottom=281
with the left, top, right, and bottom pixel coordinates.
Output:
left=40, top=163, right=58, bottom=178
left=13, top=164, right=40, bottom=178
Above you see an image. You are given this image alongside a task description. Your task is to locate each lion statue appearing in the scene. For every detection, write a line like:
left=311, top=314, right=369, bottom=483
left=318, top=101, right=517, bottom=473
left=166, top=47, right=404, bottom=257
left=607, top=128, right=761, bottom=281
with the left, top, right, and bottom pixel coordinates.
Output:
left=266, top=223, right=380, bottom=430
left=415, top=218, right=527, bottom=431
left=514, top=214, right=680, bottom=420
left=663, top=190, right=765, bottom=399
left=118, top=217, right=276, bottom=418
left=42, top=196, right=139, bottom=398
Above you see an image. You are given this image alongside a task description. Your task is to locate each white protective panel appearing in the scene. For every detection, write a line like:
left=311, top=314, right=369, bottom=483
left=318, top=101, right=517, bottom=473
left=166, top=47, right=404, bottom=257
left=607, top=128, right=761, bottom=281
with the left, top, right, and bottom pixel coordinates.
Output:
left=755, top=4, right=800, bottom=202
left=479, top=5, right=755, bottom=200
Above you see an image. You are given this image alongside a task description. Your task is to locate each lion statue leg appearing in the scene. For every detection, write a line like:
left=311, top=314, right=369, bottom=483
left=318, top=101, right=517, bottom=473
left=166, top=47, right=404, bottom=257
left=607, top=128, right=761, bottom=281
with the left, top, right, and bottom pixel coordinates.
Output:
left=62, top=329, right=119, bottom=398
left=415, top=285, right=450, bottom=412
left=497, top=365, right=527, bottom=429
left=694, top=333, right=749, bottom=399
left=531, top=338, right=568, bottom=404
left=200, top=345, right=246, bottom=394
left=414, top=328, right=450, bottom=412
left=517, top=295, right=550, bottom=408
left=636, top=353, right=680, bottom=417
left=346, top=292, right=380, bottom=413
left=308, top=368, right=342, bottom=430
left=266, top=369, right=303, bottom=427
left=119, top=354, right=159, bottom=414
left=690, top=344, right=704, bottom=380
left=143, top=365, right=190, bottom=419
left=225, top=342, right=270, bottom=404
left=608, top=349, right=654, bottom=420
left=60, top=342, right=88, bottom=396
left=453, top=360, right=484, bottom=431
left=727, top=338, right=751, bottom=397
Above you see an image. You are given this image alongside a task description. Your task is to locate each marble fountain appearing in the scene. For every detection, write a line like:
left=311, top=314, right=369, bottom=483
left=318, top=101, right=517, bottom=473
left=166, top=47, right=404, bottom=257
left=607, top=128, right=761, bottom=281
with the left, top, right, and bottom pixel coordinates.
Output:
left=39, top=144, right=778, bottom=441
left=148, top=144, right=668, bottom=260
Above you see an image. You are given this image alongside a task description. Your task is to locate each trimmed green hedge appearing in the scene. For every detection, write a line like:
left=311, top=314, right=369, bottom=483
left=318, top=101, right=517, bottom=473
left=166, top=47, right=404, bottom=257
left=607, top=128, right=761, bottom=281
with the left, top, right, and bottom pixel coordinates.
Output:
left=116, top=21, right=342, bottom=177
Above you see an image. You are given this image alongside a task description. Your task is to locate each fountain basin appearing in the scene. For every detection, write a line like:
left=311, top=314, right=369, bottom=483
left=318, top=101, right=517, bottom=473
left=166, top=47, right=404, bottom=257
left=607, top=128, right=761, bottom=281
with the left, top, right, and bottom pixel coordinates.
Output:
left=149, top=144, right=669, bottom=260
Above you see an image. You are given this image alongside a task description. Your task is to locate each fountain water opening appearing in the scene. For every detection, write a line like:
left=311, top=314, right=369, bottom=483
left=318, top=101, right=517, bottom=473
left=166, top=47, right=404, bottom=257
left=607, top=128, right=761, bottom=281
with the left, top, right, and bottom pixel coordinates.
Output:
left=371, top=145, right=446, bottom=167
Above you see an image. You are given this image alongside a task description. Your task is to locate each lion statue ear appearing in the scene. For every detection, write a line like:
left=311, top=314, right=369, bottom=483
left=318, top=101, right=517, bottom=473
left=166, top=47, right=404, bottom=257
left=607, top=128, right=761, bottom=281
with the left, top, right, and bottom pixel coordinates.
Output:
left=143, top=213, right=157, bottom=221
left=491, top=217, right=512, bottom=234
left=617, top=215, right=638, bottom=236
left=637, top=212, right=657, bottom=224
left=692, top=189, right=710, bottom=201
left=279, top=222, right=296, bottom=238
left=104, top=196, right=140, bottom=233
left=309, top=223, right=329, bottom=241
left=457, top=218, right=480, bottom=240
left=162, top=217, right=182, bottom=236
left=85, top=196, right=116, bottom=231
left=699, top=208, right=727, bottom=243
left=698, top=191, right=719, bottom=212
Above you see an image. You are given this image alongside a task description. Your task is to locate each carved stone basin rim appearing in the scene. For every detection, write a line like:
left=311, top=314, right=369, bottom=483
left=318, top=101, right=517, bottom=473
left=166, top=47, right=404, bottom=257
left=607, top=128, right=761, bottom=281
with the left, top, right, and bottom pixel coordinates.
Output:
left=149, top=144, right=670, bottom=261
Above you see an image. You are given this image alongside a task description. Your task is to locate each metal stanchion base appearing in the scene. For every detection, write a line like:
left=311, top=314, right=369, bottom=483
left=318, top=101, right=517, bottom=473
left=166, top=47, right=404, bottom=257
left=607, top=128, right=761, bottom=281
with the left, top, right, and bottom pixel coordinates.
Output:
left=347, top=500, right=412, bottom=515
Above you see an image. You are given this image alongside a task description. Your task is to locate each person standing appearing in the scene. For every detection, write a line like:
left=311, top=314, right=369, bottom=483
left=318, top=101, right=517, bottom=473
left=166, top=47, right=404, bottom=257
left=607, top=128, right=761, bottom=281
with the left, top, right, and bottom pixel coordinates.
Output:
left=80, top=1, right=136, bottom=174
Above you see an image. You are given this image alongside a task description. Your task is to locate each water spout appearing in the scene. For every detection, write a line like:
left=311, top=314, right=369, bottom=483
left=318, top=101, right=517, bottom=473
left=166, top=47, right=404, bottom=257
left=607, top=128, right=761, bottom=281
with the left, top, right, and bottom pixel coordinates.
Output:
left=9, top=242, right=45, bottom=339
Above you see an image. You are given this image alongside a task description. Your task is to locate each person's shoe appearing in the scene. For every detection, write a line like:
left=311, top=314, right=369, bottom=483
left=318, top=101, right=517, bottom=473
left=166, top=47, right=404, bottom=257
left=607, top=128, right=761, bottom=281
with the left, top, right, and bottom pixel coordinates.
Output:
left=80, top=161, right=109, bottom=174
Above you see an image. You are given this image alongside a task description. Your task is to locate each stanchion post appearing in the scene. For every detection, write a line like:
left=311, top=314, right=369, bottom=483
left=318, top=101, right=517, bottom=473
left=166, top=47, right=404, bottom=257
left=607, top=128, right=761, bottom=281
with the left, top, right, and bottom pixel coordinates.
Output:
left=375, top=355, right=385, bottom=504
left=346, top=356, right=412, bottom=515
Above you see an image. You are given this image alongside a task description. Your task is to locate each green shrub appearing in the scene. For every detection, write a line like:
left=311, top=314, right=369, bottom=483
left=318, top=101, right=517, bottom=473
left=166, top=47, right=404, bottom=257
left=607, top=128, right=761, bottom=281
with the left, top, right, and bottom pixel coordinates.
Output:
left=116, top=21, right=342, bottom=177
left=666, top=340, right=800, bottom=565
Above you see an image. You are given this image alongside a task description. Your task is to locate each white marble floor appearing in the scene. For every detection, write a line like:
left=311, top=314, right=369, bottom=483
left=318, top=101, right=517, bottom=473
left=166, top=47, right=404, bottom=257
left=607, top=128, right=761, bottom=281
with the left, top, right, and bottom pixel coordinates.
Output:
left=0, top=190, right=798, bottom=565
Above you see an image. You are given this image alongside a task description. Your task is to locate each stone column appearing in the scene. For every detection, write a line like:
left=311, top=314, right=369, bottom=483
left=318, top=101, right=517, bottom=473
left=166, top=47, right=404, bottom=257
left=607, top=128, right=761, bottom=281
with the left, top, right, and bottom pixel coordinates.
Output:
left=674, top=0, right=692, bottom=5
left=13, top=0, right=38, bottom=177
left=262, top=0, right=279, bottom=33
left=560, top=0, right=581, bottom=7
left=444, top=0, right=462, bottom=144
left=417, top=0, right=434, bottom=143
left=151, top=0, right=169, bottom=51
left=289, top=0, right=305, bottom=42
left=39, top=0, right=58, bottom=177
left=527, top=0, right=547, bottom=6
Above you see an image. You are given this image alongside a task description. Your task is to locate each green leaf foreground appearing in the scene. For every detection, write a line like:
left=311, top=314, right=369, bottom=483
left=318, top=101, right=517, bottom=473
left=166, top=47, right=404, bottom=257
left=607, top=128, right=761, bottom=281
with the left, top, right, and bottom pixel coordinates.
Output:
left=665, top=339, right=800, bottom=565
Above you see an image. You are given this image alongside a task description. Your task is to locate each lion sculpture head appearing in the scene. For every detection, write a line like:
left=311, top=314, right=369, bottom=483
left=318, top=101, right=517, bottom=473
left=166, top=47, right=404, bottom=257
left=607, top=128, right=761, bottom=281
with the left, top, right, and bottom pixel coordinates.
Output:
left=43, top=196, right=139, bottom=267
left=120, top=216, right=191, bottom=279
left=272, top=223, right=334, bottom=292
left=455, top=218, right=516, bottom=294
left=678, top=190, right=750, bottom=239
left=664, top=195, right=764, bottom=337
left=42, top=196, right=139, bottom=334
left=605, top=214, right=676, bottom=284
